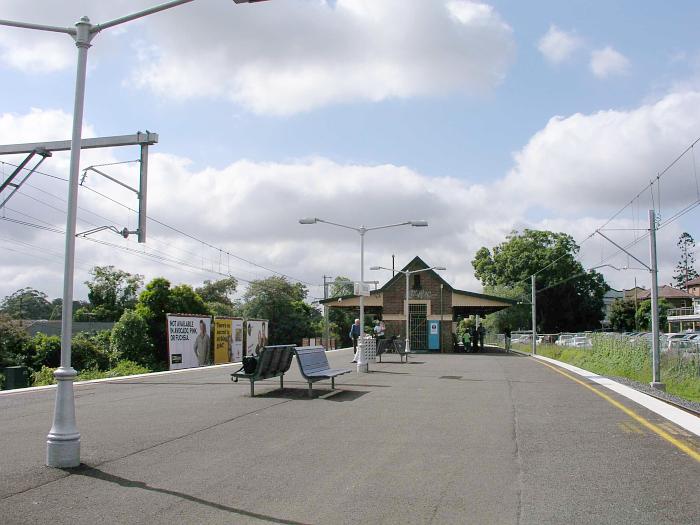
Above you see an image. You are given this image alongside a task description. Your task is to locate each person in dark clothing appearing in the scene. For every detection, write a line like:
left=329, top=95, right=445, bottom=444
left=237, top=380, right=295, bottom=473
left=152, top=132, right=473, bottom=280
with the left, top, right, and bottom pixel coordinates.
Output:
left=478, top=323, right=486, bottom=351
left=504, top=326, right=512, bottom=352
left=470, top=325, right=478, bottom=352
left=349, top=319, right=361, bottom=362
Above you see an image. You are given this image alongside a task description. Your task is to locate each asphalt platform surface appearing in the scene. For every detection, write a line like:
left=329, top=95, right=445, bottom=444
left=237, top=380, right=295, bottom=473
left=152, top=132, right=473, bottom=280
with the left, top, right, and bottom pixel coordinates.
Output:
left=1, top=347, right=699, bottom=524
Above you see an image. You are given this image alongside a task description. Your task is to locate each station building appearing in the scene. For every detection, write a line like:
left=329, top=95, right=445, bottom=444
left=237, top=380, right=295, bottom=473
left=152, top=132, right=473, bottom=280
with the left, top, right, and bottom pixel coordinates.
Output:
left=321, top=256, right=515, bottom=352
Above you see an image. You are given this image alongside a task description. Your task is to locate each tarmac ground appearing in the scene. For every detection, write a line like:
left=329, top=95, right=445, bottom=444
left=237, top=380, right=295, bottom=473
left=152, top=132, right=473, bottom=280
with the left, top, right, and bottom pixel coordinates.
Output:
left=1, top=347, right=699, bottom=524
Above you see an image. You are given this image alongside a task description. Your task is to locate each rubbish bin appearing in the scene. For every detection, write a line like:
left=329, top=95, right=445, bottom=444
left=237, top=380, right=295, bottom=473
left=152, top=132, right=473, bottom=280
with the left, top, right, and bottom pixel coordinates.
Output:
left=1, top=366, right=30, bottom=390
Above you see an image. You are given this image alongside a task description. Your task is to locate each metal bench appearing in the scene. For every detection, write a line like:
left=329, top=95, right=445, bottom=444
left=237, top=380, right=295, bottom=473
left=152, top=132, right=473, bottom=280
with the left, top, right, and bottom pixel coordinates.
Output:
left=377, top=337, right=410, bottom=363
left=294, top=346, right=352, bottom=397
left=230, top=345, right=295, bottom=397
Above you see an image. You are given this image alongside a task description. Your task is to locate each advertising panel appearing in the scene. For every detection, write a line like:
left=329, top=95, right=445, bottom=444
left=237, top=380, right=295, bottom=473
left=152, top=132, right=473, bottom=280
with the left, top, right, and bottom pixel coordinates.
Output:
left=245, top=319, right=269, bottom=357
left=167, top=314, right=212, bottom=370
left=213, top=317, right=244, bottom=364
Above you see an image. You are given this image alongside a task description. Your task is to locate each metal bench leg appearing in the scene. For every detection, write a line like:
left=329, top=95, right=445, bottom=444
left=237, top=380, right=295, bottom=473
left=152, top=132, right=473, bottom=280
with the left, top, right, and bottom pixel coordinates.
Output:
left=280, top=374, right=284, bottom=390
left=332, top=377, right=335, bottom=390
left=308, top=382, right=313, bottom=398
left=250, top=380, right=255, bottom=397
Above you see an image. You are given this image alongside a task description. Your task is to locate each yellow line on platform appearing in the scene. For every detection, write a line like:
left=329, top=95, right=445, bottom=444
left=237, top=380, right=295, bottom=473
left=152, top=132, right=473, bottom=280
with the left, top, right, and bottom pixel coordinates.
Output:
left=536, top=360, right=700, bottom=463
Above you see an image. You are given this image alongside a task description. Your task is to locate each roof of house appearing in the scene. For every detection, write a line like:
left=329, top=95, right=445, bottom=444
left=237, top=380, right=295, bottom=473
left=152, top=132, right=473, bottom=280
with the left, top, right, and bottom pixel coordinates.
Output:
left=636, top=285, right=693, bottom=300
left=319, top=256, right=516, bottom=306
left=686, top=276, right=700, bottom=287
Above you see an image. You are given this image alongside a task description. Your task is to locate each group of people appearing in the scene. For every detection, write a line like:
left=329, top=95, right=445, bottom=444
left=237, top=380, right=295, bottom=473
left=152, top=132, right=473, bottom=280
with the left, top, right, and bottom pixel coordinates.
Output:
left=349, top=318, right=385, bottom=363
left=461, top=323, right=486, bottom=352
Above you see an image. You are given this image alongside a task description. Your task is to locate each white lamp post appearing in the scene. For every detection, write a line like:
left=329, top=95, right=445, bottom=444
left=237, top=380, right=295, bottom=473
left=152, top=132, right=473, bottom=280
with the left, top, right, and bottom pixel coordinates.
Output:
left=1, top=0, right=268, bottom=469
left=300, top=218, right=428, bottom=372
left=370, top=264, right=445, bottom=354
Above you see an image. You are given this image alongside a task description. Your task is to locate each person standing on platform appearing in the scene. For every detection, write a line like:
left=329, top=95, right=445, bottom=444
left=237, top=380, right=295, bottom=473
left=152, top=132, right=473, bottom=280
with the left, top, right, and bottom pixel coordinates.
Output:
left=350, top=318, right=361, bottom=362
left=504, top=326, right=512, bottom=352
left=478, top=323, right=486, bottom=351
left=470, top=325, right=478, bottom=352
left=461, top=329, right=471, bottom=352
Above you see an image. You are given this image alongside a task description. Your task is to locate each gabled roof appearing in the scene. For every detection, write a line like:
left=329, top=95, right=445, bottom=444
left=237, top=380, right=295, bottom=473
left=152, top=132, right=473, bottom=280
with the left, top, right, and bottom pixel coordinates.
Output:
left=637, top=285, right=693, bottom=300
left=318, top=256, right=516, bottom=306
left=686, top=276, right=700, bottom=287
left=377, top=255, right=452, bottom=292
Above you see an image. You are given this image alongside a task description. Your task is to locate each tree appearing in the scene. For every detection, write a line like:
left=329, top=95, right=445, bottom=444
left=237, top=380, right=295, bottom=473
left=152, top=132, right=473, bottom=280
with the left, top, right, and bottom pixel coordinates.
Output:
left=328, top=276, right=355, bottom=346
left=609, top=299, right=637, bottom=332
left=481, top=284, right=531, bottom=333
left=635, top=299, right=671, bottom=331
left=472, top=229, right=609, bottom=332
left=195, top=277, right=238, bottom=317
left=27, top=333, right=61, bottom=371
left=242, top=276, right=319, bottom=345
left=110, top=310, right=156, bottom=368
left=0, top=288, right=52, bottom=320
left=0, top=314, right=28, bottom=368
left=672, top=232, right=698, bottom=290
left=135, top=277, right=208, bottom=366
left=76, top=266, right=143, bottom=321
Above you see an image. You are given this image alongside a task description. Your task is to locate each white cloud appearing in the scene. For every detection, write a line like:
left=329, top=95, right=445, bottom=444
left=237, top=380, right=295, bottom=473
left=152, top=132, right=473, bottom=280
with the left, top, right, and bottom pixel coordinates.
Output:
left=3, top=87, right=700, bottom=302
left=2, top=1, right=515, bottom=116
left=502, top=90, right=700, bottom=215
left=590, top=46, right=630, bottom=78
left=125, top=0, right=515, bottom=115
left=537, top=25, right=582, bottom=64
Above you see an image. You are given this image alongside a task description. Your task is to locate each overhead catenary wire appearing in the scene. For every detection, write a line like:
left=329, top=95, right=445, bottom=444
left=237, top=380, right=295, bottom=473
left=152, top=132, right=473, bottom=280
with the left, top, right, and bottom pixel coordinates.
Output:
left=523, top=137, right=700, bottom=294
left=1, top=160, right=320, bottom=288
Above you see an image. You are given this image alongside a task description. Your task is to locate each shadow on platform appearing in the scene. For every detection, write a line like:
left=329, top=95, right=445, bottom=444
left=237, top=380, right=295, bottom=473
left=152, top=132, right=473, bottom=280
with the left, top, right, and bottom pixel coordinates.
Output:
left=70, top=465, right=310, bottom=525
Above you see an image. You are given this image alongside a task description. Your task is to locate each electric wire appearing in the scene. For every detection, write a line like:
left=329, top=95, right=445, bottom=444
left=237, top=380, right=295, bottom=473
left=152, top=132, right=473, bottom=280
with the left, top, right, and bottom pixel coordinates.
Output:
left=2, top=159, right=319, bottom=287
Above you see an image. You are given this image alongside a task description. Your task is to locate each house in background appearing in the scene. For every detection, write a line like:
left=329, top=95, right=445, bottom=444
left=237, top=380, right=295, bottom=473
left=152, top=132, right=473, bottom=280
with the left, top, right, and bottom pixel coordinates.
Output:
left=602, top=288, right=624, bottom=328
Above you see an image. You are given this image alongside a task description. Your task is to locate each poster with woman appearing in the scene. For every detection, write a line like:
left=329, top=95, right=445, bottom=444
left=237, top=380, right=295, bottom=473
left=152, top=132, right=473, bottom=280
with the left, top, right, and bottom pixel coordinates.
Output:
left=166, top=314, right=212, bottom=370
left=245, top=319, right=269, bottom=357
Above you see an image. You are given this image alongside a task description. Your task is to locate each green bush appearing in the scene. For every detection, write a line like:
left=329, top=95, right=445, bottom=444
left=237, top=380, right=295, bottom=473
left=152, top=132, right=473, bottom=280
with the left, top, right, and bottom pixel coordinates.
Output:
left=32, top=366, right=57, bottom=386
left=71, top=331, right=112, bottom=371
left=29, top=333, right=61, bottom=371
left=0, top=372, right=4, bottom=389
left=31, top=359, right=152, bottom=387
left=0, top=314, right=28, bottom=368
left=111, top=310, right=157, bottom=368
left=106, top=360, right=150, bottom=377
left=77, top=368, right=109, bottom=381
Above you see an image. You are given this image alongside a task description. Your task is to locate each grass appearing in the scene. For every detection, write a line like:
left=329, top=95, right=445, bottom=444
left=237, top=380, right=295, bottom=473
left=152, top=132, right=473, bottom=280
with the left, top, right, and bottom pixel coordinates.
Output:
left=513, top=335, right=700, bottom=403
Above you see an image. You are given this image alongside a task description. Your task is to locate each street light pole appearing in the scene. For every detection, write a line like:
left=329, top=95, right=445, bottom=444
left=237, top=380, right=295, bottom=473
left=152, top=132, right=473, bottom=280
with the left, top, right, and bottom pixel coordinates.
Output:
left=46, top=16, right=93, bottom=468
left=359, top=227, right=366, bottom=369
left=1, top=0, right=269, bottom=469
left=300, top=218, right=428, bottom=372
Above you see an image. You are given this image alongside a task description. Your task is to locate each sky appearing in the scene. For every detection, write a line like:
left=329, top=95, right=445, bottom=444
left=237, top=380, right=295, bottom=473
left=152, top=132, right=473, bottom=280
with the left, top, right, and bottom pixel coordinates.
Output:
left=1, top=0, right=700, bottom=305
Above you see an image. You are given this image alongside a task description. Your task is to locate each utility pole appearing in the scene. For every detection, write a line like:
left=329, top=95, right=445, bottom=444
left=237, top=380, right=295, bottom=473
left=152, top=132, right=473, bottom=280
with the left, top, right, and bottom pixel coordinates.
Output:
left=649, top=210, right=663, bottom=390
left=595, top=210, right=664, bottom=390
left=531, top=275, right=537, bottom=356
left=323, top=275, right=331, bottom=350
left=392, top=254, right=395, bottom=277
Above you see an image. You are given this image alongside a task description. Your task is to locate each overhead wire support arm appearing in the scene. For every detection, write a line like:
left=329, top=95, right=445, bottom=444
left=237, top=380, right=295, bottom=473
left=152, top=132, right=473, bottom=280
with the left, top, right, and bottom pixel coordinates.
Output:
left=0, top=148, right=52, bottom=210
left=82, top=166, right=140, bottom=195
left=594, top=229, right=650, bottom=271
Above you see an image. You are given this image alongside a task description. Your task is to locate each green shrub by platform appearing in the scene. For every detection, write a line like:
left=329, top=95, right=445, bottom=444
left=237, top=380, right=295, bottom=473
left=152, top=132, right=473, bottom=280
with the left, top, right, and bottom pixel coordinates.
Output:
left=106, top=360, right=150, bottom=377
left=32, top=366, right=57, bottom=386
left=31, top=360, right=152, bottom=387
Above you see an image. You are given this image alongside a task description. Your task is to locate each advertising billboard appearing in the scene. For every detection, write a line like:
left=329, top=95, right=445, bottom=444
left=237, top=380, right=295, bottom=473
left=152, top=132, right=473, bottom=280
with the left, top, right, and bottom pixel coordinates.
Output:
left=213, top=317, right=244, bottom=364
left=166, top=314, right=212, bottom=370
left=245, top=319, right=269, bottom=357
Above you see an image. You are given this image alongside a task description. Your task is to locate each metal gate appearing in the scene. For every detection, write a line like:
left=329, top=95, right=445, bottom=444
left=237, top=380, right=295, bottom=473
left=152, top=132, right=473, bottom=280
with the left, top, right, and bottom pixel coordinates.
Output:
left=409, top=303, right=428, bottom=352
